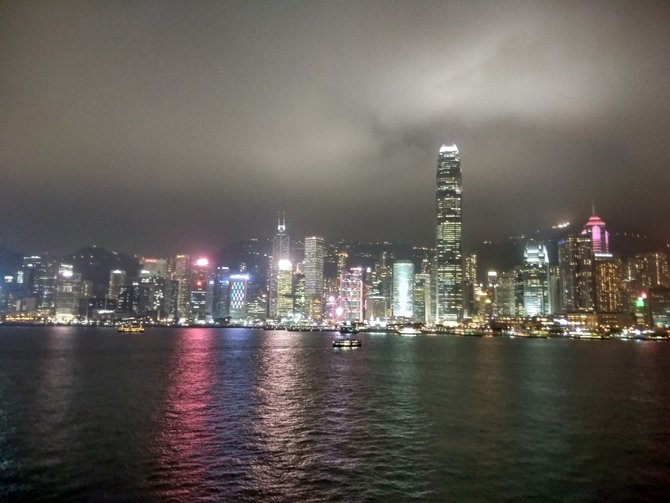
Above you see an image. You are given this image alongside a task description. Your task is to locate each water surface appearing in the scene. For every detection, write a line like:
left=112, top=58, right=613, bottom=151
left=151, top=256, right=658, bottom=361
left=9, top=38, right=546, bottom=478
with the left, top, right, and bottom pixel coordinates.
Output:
left=1, top=327, right=669, bottom=501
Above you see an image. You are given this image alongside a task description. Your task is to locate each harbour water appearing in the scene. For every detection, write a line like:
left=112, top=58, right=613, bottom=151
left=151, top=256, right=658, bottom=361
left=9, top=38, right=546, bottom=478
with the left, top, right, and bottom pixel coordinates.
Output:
left=1, top=327, right=669, bottom=501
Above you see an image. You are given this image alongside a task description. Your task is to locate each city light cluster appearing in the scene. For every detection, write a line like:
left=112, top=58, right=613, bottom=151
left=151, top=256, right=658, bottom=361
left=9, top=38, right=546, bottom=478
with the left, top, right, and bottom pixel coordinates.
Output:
left=0, top=146, right=668, bottom=337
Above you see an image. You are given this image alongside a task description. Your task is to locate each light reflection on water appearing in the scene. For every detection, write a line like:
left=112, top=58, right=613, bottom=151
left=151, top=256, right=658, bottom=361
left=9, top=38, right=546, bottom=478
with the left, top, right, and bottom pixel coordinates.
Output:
left=0, top=327, right=669, bottom=501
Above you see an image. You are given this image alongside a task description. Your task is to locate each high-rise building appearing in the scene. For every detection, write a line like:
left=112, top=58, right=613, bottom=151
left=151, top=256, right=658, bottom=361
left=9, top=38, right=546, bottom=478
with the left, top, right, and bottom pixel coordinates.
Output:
left=54, top=263, right=82, bottom=323
left=581, top=204, right=610, bottom=255
left=213, top=266, right=230, bottom=319
left=634, top=252, right=670, bottom=289
left=174, top=254, right=191, bottom=322
left=463, top=253, right=477, bottom=318
left=392, top=261, right=415, bottom=319
left=304, top=236, right=325, bottom=321
left=275, top=259, right=294, bottom=320
left=497, top=270, right=519, bottom=316
left=341, top=267, right=364, bottom=322
left=414, top=272, right=431, bottom=324
left=190, top=257, right=212, bottom=322
left=558, top=235, right=594, bottom=312
left=435, top=144, right=463, bottom=324
left=107, top=270, right=126, bottom=300
left=269, top=213, right=290, bottom=317
left=229, top=273, right=249, bottom=320
left=521, top=241, right=549, bottom=317
left=594, top=255, right=624, bottom=313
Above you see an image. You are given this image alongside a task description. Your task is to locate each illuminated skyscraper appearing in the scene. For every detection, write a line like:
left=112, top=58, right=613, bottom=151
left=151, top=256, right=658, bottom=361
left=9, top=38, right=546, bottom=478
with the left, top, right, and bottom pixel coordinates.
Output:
left=392, top=260, right=415, bottom=319
left=414, top=272, right=431, bottom=324
left=54, top=263, right=82, bottom=323
left=558, top=235, right=594, bottom=312
left=269, top=213, right=290, bottom=318
left=521, top=241, right=549, bottom=316
left=276, top=259, right=294, bottom=320
left=435, top=144, right=463, bottom=323
left=581, top=203, right=609, bottom=255
left=174, top=254, right=191, bottom=322
left=229, top=273, right=249, bottom=320
left=107, top=269, right=126, bottom=300
left=634, top=252, right=670, bottom=289
left=594, top=256, right=624, bottom=313
left=304, top=236, right=325, bottom=321
left=190, top=257, right=212, bottom=322
left=341, top=267, right=364, bottom=322
left=213, top=266, right=230, bottom=319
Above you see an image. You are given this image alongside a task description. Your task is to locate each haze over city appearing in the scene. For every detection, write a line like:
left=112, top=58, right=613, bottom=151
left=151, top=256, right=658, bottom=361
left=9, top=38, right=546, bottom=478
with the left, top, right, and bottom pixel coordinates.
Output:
left=2, top=1, right=669, bottom=256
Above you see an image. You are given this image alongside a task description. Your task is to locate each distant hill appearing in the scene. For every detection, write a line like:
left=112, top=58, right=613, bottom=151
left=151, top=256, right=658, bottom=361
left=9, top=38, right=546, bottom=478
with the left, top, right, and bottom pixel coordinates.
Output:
left=0, top=246, right=22, bottom=279
left=64, top=246, right=141, bottom=298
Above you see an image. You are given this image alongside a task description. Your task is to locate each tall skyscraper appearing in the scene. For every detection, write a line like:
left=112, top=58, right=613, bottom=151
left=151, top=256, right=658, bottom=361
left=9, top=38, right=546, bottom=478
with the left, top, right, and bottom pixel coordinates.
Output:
left=275, top=259, right=294, bottom=319
left=229, top=273, right=249, bottom=320
left=634, top=252, right=670, bottom=289
left=304, top=236, right=325, bottom=321
left=435, top=144, right=463, bottom=324
left=558, top=235, right=594, bottom=312
left=174, top=254, right=191, bottom=322
left=392, top=260, right=415, bottom=319
left=594, top=255, right=624, bottom=313
left=269, top=213, right=290, bottom=318
left=581, top=203, right=610, bottom=255
left=107, top=269, right=126, bottom=300
left=341, top=267, right=364, bottom=322
left=521, top=240, right=550, bottom=317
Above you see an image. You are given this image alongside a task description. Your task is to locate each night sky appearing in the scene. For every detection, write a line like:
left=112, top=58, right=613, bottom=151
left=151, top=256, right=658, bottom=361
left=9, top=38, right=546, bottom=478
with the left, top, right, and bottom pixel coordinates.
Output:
left=2, top=1, right=669, bottom=257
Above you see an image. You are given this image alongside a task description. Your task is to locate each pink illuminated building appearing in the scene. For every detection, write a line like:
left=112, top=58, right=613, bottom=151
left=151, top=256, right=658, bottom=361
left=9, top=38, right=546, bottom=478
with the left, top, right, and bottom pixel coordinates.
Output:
left=581, top=204, right=609, bottom=255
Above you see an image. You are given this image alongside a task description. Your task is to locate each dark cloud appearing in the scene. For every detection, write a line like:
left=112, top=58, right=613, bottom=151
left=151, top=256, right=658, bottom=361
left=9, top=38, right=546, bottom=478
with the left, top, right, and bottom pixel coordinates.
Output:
left=1, top=0, right=669, bottom=256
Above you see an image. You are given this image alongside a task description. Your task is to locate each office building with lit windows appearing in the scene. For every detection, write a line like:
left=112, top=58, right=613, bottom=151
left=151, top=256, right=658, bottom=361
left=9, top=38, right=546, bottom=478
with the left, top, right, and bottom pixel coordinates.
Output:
left=392, top=260, right=415, bottom=319
left=558, top=235, right=594, bottom=312
left=435, top=144, right=463, bottom=324
left=304, top=236, right=325, bottom=320
left=521, top=241, right=549, bottom=317
left=270, top=213, right=290, bottom=318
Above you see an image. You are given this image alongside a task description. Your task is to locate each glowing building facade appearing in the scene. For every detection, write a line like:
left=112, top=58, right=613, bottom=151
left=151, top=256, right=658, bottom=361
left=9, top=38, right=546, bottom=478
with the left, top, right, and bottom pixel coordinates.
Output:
left=304, top=236, right=325, bottom=320
left=581, top=205, right=609, bottom=255
left=276, top=259, right=294, bottom=319
left=435, top=144, right=463, bottom=323
left=341, top=267, right=364, bottom=322
left=558, top=235, right=594, bottom=312
left=270, top=213, right=290, bottom=318
left=107, top=269, right=126, bottom=301
left=392, top=260, right=415, bottom=319
left=174, top=254, right=191, bottom=321
left=521, top=241, right=549, bottom=317
left=594, top=256, right=624, bottom=313
left=229, top=274, right=249, bottom=320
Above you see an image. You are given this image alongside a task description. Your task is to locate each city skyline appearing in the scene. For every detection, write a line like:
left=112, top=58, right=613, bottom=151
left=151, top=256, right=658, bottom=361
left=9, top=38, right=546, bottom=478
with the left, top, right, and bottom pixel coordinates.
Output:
left=2, top=1, right=669, bottom=256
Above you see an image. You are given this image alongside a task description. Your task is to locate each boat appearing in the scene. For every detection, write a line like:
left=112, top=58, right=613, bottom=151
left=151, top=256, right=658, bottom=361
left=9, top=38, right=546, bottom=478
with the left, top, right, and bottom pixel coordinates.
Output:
left=117, top=323, right=144, bottom=333
left=339, top=324, right=359, bottom=335
left=333, top=338, right=361, bottom=348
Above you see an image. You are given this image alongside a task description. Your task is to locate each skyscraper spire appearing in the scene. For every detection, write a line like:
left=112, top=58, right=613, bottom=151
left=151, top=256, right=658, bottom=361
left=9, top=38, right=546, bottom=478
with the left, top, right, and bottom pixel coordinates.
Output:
left=582, top=203, right=609, bottom=255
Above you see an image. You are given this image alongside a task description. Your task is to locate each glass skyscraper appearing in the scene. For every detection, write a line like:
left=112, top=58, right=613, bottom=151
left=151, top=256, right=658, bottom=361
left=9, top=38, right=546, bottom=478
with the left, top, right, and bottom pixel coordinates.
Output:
left=435, top=144, right=463, bottom=323
left=304, top=236, right=325, bottom=321
left=392, top=260, right=415, bottom=319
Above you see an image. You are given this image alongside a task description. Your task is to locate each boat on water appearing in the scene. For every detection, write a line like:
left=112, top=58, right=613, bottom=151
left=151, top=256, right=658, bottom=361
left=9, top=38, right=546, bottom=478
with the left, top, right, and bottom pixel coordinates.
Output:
left=117, top=324, right=145, bottom=333
left=333, top=338, right=361, bottom=348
